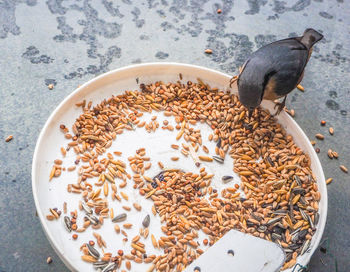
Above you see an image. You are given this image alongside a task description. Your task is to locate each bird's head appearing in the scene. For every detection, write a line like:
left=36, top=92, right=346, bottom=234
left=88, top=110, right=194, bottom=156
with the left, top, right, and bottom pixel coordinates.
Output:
left=237, top=76, right=264, bottom=115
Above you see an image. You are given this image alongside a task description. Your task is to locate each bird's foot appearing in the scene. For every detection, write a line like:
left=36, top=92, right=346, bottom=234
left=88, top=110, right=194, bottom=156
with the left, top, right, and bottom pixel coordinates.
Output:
left=229, top=75, right=238, bottom=87
left=274, top=102, right=285, bottom=115
left=229, top=65, right=244, bottom=87
left=273, top=96, right=287, bottom=116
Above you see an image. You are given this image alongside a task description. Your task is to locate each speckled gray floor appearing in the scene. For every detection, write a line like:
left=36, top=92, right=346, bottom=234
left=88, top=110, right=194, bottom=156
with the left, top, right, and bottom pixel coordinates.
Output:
left=0, top=1, right=349, bottom=271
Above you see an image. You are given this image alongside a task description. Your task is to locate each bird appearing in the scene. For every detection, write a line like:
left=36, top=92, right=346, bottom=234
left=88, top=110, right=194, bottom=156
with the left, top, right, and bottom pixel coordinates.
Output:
left=230, top=28, right=323, bottom=117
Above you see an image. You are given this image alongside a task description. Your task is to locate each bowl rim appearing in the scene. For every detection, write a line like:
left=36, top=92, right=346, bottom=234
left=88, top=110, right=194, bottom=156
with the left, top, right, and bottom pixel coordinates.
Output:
left=32, top=62, right=327, bottom=271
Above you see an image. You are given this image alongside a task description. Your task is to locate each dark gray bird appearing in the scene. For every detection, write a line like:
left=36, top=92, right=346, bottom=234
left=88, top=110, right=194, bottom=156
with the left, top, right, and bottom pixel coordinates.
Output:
left=231, top=28, right=323, bottom=116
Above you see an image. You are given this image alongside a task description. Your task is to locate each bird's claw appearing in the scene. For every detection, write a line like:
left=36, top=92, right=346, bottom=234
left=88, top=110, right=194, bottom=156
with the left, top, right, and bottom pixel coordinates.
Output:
left=273, top=97, right=287, bottom=116
left=229, top=75, right=238, bottom=87
left=274, top=103, right=285, bottom=115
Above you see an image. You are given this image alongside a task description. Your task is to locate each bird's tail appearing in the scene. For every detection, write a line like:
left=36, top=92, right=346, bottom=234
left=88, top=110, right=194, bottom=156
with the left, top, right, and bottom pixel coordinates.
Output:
left=300, top=28, right=323, bottom=49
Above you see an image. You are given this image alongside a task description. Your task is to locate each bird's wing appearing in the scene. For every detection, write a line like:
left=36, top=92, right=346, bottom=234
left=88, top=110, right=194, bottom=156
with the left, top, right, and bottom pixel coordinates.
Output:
left=256, top=39, right=309, bottom=97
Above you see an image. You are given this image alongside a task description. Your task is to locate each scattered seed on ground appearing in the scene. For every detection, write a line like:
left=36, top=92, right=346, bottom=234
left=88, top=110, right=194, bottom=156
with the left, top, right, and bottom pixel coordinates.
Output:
left=340, top=165, right=348, bottom=173
left=315, top=133, right=324, bottom=140
left=5, top=135, right=13, bottom=142
left=297, top=84, right=304, bottom=92
left=326, top=178, right=333, bottom=185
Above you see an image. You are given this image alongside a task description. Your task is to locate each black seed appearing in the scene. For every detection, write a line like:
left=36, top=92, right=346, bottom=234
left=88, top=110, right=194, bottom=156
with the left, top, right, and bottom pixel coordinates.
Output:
left=289, top=244, right=301, bottom=250
left=227, top=249, right=234, bottom=256
left=216, top=137, right=221, bottom=148
left=142, top=214, right=150, bottom=228
left=243, top=123, right=253, bottom=131
left=285, top=253, right=292, bottom=262
left=267, top=156, right=274, bottom=166
left=273, top=226, right=284, bottom=235
left=320, top=247, right=327, bottom=253
left=194, top=266, right=201, bottom=272
left=298, top=230, right=308, bottom=240
left=151, top=182, right=158, bottom=188
left=246, top=221, right=255, bottom=227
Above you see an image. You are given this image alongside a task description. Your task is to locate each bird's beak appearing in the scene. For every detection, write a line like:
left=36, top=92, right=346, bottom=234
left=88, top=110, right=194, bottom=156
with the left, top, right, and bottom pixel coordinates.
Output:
left=248, top=108, right=254, bottom=118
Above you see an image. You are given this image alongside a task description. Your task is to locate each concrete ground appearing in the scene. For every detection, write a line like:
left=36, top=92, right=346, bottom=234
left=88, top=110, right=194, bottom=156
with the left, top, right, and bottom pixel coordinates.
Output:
left=0, top=0, right=349, bottom=271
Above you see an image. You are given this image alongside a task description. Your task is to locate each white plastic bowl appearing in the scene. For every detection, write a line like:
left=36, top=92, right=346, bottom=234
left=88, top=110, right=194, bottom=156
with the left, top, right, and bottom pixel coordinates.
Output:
left=32, top=63, right=327, bottom=272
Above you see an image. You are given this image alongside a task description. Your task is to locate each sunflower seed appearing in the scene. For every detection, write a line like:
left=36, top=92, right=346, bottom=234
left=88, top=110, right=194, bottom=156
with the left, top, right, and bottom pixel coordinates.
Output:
left=284, top=251, right=293, bottom=261
left=294, top=175, right=302, bottom=186
left=272, top=209, right=288, bottom=215
left=300, top=209, right=308, bottom=222
left=290, top=228, right=300, bottom=237
left=299, top=196, right=307, bottom=206
left=64, top=216, right=72, bottom=232
left=267, top=217, right=281, bottom=226
left=112, top=213, right=127, bottom=223
left=292, top=187, right=305, bottom=195
left=251, top=213, right=263, bottom=221
left=142, top=214, right=150, bottom=228
left=216, top=138, right=221, bottom=148
left=212, top=156, right=224, bottom=164
left=273, top=226, right=284, bottom=235
left=87, top=244, right=100, bottom=259
left=306, top=206, right=316, bottom=212
left=298, top=229, right=308, bottom=241
left=271, top=233, right=282, bottom=241
left=93, top=261, right=109, bottom=269
left=257, top=225, right=267, bottom=233
left=221, top=176, right=233, bottom=183
left=266, top=156, right=274, bottom=166
left=314, top=213, right=320, bottom=225
left=289, top=244, right=301, bottom=250
left=275, top=223, right=286, bottom=230
left=101, top=263, right=117, bottom=272
left=300, top=239, right=310, bottom=255
left=307, top=213, right=315, bottom=230
left=86, top=214, right=99, bottom=225
left=82, top=202, right=92, bottom=214
left=291, top=233, right=299, bottom=244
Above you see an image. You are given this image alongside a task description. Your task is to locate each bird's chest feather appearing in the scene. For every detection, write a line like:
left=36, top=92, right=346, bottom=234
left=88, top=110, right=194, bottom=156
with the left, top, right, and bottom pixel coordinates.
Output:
left=262, top=78, right=283, bottom=100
